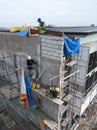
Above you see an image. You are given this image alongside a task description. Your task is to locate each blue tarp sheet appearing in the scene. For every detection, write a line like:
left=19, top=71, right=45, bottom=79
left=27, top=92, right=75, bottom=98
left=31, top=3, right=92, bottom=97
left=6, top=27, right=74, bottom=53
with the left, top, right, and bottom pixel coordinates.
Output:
left=14, top=29, right=29, bottom=36
left=24, top=72, right=33, bottom=108
left=64, top=36, right=80, bottom=56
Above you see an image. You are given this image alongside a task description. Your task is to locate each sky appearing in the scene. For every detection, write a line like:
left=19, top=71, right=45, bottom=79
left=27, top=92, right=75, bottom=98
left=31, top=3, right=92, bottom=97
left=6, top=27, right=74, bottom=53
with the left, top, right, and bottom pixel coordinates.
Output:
left=0, top=0, right=97, bottom=28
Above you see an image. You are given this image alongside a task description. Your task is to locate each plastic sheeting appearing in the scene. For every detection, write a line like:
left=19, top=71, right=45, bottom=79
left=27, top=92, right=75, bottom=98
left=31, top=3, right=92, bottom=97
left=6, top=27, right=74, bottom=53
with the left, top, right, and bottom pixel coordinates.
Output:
left=24, top=71, right=33, bottom=108
left=20, top=68, right=33, bottom=108
left=14, top=29, right=29, bottom=36
left=64, top=36, right=80, bottom=56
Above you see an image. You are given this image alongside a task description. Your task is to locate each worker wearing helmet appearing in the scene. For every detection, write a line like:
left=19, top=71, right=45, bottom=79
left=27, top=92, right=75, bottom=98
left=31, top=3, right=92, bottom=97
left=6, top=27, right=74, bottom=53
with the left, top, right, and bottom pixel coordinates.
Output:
left=46, top=86, right=60, bottom=98
left=55, top=87, right=60, bottom=93
left=26, top=56, right=36, bottom=78
left=37, top=18, right=46, bottom=34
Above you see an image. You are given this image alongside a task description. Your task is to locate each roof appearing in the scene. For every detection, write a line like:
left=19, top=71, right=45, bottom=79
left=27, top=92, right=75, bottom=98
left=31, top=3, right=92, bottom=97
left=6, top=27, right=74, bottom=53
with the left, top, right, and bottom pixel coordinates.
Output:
left=0, top=28, right=10, bottom=32
left=45, top=26, right=97, bottom=35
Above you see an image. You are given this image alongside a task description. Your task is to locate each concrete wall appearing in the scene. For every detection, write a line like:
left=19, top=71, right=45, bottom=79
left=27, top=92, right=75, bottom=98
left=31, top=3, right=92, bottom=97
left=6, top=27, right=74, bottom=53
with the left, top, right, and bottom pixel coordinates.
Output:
left=2, top=32, right=97, bottom=122
left=0, top=32, right=41, bottom=83
left=67, top=33, right=97, bottom=45
left=40, top=36, right=63, bottom=86
left=80, top=83, right=97, bottom=115
left=69, top=86, right=83, bottom=115
left=80, top=33, right=97, bottom=45
left=0, top=33, right=64, bottom=87
left=0, top=32, right=65, bottom=125
left=33, top=90, right=59, bottom=122
left=72, top=46, right=90, bottom=87
left=69, top=36, right=97, bottom=116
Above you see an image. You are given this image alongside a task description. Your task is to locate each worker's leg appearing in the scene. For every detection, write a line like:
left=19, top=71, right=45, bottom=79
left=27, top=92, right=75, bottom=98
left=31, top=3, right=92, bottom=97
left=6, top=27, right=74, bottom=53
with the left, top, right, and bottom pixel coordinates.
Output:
left=31, top=69, right=36, bottom=81
left=28, top=69, right=32, bottom=77
left=52, top=91, right=57, bottom=98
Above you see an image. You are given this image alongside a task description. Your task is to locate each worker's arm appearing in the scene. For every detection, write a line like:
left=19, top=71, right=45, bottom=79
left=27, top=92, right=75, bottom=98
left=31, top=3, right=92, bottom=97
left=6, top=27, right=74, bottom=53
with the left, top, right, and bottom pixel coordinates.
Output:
left=32, top=59, right=37, bottom=64
left=40, top=22, right=46, bottom=28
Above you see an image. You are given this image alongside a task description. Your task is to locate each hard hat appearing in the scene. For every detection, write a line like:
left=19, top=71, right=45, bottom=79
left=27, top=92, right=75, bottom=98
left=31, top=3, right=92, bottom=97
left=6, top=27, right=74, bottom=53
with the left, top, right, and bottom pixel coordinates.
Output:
left=27, top=56, right=32, bottom=60
left=55, top=87, right=60, bottom=93
left=37, top=18, right=41, bottom=22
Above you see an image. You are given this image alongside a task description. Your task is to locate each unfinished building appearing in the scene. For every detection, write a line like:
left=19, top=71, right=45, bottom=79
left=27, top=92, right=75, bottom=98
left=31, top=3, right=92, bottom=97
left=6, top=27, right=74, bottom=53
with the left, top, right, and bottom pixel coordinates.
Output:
left=0, top=26, right=97, bottom=130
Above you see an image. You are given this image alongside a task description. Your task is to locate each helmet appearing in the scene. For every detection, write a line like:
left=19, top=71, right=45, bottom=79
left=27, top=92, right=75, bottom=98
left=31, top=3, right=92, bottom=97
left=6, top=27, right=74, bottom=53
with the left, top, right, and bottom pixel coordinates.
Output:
left=37, top=18, right=41, bottom=22
left=27, top=56, right=32, bottom=60
left=55, top=87, right=60, bottom=93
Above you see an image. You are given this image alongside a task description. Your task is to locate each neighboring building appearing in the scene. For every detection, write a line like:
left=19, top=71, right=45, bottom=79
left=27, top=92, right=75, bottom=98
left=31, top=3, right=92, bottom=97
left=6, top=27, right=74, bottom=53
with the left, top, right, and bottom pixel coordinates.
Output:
left=52, top=26, right=97, bottom=116
left=0, top=26, right=97, bottom=130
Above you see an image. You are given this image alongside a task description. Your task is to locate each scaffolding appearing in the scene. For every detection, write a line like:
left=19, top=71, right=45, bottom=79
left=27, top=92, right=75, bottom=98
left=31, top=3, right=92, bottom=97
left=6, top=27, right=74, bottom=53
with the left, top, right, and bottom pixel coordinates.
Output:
left=0, top=40, right=83, bottom=130
left=0, top=52, right=40, bottom=130
left=1, top=34, right=97, bottom=130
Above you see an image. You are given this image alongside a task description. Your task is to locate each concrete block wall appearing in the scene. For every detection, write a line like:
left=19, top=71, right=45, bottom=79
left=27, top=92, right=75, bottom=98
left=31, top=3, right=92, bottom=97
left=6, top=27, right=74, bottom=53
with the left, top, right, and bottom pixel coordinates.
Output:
left=41, top=98, right=59, bottom=122
left=71, top=46, right=90, bottom=87
left=69, top=87, right=83, bottom=115
left=40, top=36, right=64, bottom=86
left=0, top=33, right=64, bottom=87
left=69, top=46, right=90, bottom=115
left=33, top=90, right=59, bottom=122
left=0, top=33, right=65, bottom=124
left=41, top=36, right=63, bottom=60
left=0, top=33, right=41, bottom=83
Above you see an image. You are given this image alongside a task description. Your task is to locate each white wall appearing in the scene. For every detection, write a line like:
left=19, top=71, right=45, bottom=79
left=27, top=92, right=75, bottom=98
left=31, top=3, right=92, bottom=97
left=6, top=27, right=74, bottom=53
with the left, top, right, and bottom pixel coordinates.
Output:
left=80, top=83, right=97, bottom=115
left=80, top=33, right=97, bottom=45
left=71, top=34, right=97, bottom=115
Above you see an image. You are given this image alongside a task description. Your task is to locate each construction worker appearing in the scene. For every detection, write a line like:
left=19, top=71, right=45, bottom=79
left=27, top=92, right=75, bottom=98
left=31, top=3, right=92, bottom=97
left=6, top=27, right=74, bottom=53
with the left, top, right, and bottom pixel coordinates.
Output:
left=37, top=18, right=46, bottom=34
left=26, top=56, right=36, bottom=79
left=71, top=113, right=75, bottom=126
left=46, top=87, right=60, bottom=98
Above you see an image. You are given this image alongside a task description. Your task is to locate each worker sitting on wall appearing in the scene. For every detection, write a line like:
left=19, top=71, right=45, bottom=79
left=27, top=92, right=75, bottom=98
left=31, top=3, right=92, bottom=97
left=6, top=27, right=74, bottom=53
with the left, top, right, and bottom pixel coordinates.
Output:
left=37, top=18, right=46, bottom=34
left=46, top=86, right=60, bottom=98
left=26, top=56, right=37, bottom=80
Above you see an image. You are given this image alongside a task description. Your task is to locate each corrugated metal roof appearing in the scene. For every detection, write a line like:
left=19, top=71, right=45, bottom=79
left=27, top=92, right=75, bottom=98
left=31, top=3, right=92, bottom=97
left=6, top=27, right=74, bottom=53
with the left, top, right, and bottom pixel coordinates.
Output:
left=46, top=26, right=97, bottom=35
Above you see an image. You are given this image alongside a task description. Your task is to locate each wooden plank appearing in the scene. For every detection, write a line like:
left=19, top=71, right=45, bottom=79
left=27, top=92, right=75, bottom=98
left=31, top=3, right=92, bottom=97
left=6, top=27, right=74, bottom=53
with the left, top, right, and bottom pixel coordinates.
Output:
left=63, top=94, right=73, bottom=102
left=86, top=66, right=97, bottom=77
left=70, top=124, right=79, bottom=130
left=33, top=89, right=64, bottom=105
left=49, top=71, right=67, bottom=81
left=66, top=60, right=77, bottom=67
left=52, top=98, right=64, bottom=105
left=64, top=70, right=80, bottom=80
left=61, top=118, right=70, bottom=127
left=44, top=117, right=57, bottom=130
left=36, top=67, right=46, bottom=82
left=74, top=124, right=79, bottom=130
left=62, top=80, right=69, bottom=88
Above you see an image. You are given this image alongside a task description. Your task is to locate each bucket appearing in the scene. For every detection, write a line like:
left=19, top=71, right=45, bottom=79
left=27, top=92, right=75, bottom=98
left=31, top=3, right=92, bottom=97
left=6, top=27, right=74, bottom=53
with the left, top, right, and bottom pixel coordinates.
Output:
left=31, top=83, right=37, bottom=90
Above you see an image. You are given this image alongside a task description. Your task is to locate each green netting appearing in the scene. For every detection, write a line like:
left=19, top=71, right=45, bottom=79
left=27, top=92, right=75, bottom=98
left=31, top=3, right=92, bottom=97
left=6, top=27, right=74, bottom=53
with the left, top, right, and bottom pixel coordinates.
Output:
left=12, top=98, right=45, bottom=127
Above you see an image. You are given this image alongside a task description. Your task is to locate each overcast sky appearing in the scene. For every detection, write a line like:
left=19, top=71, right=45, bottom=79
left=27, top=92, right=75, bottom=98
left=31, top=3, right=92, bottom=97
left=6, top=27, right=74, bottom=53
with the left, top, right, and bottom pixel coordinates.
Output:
left=0, top=0, right=97, bottom=28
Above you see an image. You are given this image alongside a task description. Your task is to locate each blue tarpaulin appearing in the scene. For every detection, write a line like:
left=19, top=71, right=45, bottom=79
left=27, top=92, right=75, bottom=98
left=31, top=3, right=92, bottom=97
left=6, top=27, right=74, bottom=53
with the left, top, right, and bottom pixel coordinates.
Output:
left=24, top=72, right=33, bottom=108
left=63, top=36, right=80, bottom=56
left=14, top=29, right=29, bottom=36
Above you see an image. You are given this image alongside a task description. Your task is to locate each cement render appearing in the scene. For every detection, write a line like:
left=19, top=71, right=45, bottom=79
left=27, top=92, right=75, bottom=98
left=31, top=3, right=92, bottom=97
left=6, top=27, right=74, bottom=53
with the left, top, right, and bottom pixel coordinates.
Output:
left=1, top=32, right=96, bottom=129
left=0, top=33, right=63, bottom=124
left=0, top=33, right=62, bottom=86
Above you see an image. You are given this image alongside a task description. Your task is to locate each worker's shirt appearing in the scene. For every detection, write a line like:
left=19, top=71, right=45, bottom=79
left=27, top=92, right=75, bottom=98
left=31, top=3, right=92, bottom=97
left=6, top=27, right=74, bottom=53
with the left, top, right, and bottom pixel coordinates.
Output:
left=47, top=87, right=57, bottom=98
left=39, top=22, right=46, bottom=34
left=27, top=59, right=36, bottom=70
